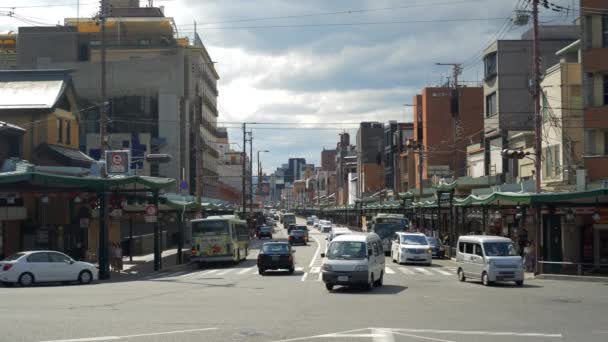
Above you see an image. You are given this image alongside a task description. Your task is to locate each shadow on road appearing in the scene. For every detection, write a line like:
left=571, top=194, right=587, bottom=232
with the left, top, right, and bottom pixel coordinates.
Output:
left=329, top=284, right=408, bottom=295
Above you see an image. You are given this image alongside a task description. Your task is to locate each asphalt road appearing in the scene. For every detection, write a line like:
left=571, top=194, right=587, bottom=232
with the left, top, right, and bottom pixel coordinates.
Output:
left=1, top=217, right=607, bottom=342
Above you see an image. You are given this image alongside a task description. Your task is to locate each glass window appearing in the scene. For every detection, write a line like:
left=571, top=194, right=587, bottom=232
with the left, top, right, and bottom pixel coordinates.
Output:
left=458, top=242, right=465, bottom=253
left=66, top=121, right=71, bottom=145
left=3, top=252, right=25, bottom=261
left=372, top=242, right=379, bottom=256
left=474, top=244, right=484, bottom=257
left=48, top=252, right=71, bottom=263
left=465, top=242, right=474, bottom=254
left=27, top=252, right=49, bottom=263
left=585, top=130, right=597, bottom=155
left=484, top=52, right=497, bottom=79
left=57, top=119, right=63, bottom=143
left=483, top=242, right=518, bottom=256
left=485, top=92, right=497, bottom=117
left=603, top=15, right=608, bottom=48
left=402, top=235, right=428, bottom=245
left=192, top=220, right=229, bottom=235
left=262, top=243, right=290, bottom=254
left=604, top=74, right=608, bottom=105
left=327, top=241, right=367, bottom=260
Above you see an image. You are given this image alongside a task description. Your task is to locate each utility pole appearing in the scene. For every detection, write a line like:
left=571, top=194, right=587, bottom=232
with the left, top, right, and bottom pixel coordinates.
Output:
left=242, top=123, right=247, bottom=216
left=99, top=0, right=108, bottom=155
left=249, top=131, right=253, bottom=215
left=532, top=0, right=542, bottom=193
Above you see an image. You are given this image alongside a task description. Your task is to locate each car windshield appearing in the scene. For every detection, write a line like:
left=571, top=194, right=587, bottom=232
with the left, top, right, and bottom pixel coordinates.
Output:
left=260, top=227, right=271, bottom=232
left=291, top=230, right=305, bottom=236
left=426, top=237, right=439, bottom=246
left=296, top=225, right=307, bottom=230
left=483, top=242, right=518, bottom=256
left=262, top=244, right=290, bottom=254
left=373, top=223, right=401, bottom=239
left=327, top=241, right=367, bottom=260
left=3, top=252, right=25, bottom=261
left=402, top=235, right=428, bottom=245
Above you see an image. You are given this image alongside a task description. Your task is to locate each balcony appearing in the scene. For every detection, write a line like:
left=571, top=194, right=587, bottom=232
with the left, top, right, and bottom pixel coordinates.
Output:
left=584, top=155, right=608, bottom=181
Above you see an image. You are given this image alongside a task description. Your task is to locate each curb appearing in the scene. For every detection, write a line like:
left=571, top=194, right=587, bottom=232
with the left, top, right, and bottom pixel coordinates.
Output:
left=534, top=274, right=608, bottom=283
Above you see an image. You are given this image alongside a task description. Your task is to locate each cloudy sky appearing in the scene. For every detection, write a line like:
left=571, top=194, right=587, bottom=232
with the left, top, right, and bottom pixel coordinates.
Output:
left=0, top=0, right=577, bottom=173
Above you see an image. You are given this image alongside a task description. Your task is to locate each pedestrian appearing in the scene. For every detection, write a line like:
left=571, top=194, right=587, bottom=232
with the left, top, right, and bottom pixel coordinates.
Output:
left=115, top=242, right=123, bottom=272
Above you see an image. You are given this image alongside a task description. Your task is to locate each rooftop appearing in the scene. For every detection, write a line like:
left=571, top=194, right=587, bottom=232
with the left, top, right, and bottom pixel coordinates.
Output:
left=0, top=70, right=72, bottom=110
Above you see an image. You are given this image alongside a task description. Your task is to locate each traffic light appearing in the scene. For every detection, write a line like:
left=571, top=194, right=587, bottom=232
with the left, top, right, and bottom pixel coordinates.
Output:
left=501, top=149, right=530, bottom=159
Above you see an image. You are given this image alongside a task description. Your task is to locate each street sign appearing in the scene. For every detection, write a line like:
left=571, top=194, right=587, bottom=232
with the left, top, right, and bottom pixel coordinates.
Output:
left=105, top=150, right=130, bottom=175
left=144, top=204, right=158, bottom=223
left=180, top=180, right=189, bottom=190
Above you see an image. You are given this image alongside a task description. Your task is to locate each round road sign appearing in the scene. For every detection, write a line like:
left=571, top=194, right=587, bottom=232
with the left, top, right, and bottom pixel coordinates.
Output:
left=145, top=205, right=158, bottom=216
left=112, top=154, right=124, bottom=165
left=180, top=180, right=189, bottom=190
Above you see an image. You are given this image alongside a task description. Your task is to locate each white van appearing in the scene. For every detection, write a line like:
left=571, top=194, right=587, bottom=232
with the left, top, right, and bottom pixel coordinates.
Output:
left=391, top=232, right=433, bottom=266
left=325, top=228, right=352, bottom=255
left=320, top=233, right=385, bottom=291
left=456, top=235, right=524, bottom=287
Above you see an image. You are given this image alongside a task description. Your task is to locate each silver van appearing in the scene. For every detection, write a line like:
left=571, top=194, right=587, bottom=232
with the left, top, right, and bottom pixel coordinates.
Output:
left=456, top=235, right=524, bottom=286
left=320, top=233, right=385, bottom=291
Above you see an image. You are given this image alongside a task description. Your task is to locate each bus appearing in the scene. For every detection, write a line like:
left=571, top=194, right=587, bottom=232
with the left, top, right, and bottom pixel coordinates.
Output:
left=190, top=215, right=250, bottom=266
left=368, top=213, right=410, bottom=255
left=282, top=213, right=296, bottom=227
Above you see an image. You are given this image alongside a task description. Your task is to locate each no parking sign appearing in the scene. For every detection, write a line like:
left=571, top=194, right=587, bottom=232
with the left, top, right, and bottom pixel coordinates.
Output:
left=105, top=150, right=130, bottom=175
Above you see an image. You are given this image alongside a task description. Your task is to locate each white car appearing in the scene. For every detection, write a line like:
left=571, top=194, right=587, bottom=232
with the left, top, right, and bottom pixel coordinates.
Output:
left=0, top=251, right=99, bottom=286
left=325, top=228, right=352, bottom=254
left=391, top=232, right=433, bottom=266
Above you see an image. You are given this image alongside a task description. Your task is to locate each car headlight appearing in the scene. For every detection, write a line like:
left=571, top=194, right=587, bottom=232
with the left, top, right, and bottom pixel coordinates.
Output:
left=322, top=264, right=332, bottom=271
left=354, top=265, right=368, bottom=271
left=427, top=249, right=433, bottom=254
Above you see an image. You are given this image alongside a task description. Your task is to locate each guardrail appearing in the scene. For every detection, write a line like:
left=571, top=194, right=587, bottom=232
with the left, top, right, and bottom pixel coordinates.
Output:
left=538, top=261, right=608, bottom=277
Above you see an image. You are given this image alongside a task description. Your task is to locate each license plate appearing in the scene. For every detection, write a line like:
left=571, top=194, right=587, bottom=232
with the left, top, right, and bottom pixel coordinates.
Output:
left=272, top=256, right=279, bottom=261
left=338, top=276, right=348, bottom=282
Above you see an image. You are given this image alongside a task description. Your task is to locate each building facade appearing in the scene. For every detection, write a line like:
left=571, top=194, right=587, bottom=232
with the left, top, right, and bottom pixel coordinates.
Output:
left=356, top=122, right=385, bottom=198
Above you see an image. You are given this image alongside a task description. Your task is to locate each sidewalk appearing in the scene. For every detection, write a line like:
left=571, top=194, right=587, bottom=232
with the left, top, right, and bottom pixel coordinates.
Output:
left=101, top=249, right=188, bottom=283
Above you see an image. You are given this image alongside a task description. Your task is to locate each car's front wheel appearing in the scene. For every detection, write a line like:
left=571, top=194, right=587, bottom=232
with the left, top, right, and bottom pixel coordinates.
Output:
left=482, top=272, right=491, bottom=286
left=458, top=268, right=466, bottom=282
left=18, top=272, right=35, bottom=287
left=515, top=280, right=524, bottom=287
left=78, top=270, right=93, bottom=285
left=325, top=283, right=334, bottom=291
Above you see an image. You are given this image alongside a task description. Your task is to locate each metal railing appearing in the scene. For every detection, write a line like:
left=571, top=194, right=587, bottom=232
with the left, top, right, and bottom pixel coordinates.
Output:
left=538, top=261, right=608, bottom=277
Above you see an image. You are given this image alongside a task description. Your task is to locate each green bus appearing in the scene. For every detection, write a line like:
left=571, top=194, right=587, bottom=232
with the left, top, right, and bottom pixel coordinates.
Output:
left=190, top=215, right=250, bottom=266
left=368, top=213, right=410, bottom=255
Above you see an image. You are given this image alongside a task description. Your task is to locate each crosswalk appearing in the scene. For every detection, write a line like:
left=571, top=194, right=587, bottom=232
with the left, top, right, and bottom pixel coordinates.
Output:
left=143, top=265, right=458, bottom=282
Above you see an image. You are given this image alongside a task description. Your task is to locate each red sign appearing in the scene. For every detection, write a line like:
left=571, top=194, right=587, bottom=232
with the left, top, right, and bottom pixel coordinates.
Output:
left=145, top=205, right=158, bottom=216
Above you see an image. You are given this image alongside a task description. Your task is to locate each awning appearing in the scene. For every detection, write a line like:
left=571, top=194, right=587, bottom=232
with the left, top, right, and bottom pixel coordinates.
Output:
left=34, top=143, right=95, bottom=168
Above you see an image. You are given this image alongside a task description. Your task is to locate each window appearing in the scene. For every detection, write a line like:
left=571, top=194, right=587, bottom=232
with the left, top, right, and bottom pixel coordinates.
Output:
left=27, top=252, right=49, bottom=263
left=65, top=120, right=71, bottom=145
left=544, top=146, right=554, bottom=178
left=49, top=252, right=71, bottom=263
left=458, top=242, right=465, bottom=253
left=603, top=15, right=608, bottom=48
left=585, top=129, right=597, bottom=155
left=465, top=242, right=474, bottom=254
left=57, top=119, right=63, bottom=143
left=474, top=244, right=484, bottom=257
left=486, top=92, right=497, bottom=117
left=372, top=242, right=379, bottom=256
left=138, top=39, right=151, bottom=46
left=484, top=52, right=497, bottom=79
left=604, top=131, right=608, bottom=156
left=604, top=75, right=608, bottom=105
left=89, top=40, right=101, bottom=46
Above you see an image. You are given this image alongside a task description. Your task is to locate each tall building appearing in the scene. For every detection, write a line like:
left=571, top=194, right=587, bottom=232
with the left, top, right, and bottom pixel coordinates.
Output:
left=335, top=132, right=356, bottom=205
left=285, top=158, right=306, bottom=184
left=5, top=0, right=222, bottom=198
left=356, top=122, right=385, bottom=197
left=321, top=148, right=337, bottom=171
left=483, top=25, right=578, bottom=181
left=413, top=87, right=484, bottom=188
left=581, top=0, right=608, bottom=183
left=384, top=121, right=414, bottom=192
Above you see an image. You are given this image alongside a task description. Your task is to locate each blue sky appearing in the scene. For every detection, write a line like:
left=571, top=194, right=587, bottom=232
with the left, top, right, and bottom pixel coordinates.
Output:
left=0, top=0, right=578, bottom=173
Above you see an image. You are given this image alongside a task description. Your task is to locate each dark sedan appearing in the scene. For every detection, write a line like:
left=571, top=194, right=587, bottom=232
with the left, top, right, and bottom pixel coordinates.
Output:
left=257, top=226, right=273, bottom=239
left=287, top=224, right=297, bottom=234
left=426, top=236, right=446, bottom=259
left=257, top=242, right=295, bottom=274
left=295, top=225, right=309, bottom=242
left=289, top=230, right=307, bottom=245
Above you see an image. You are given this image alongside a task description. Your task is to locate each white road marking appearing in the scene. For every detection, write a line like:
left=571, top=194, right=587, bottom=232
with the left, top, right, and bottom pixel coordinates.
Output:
left=308, top=234, right=322, bottom=267
left=270, top=328, right=370, bottom=342
left=216, top=269, right=234, bottom=276
left=434, top=269, right=452, bottom=276
left=398, top=267, right=415, bottom=275
left=39, top=328, right=218, bottom=342
left=252, top=269, right=259, bottom=275
left=387, top=328, right=562, bottom=338
left=385, top=267, right=395, bottom=274
left=385, top=330, right=454, bottom=342
left=317, top=271, right=322, bottom=281
left=296, top=267, right=303, bottom=272
left=309, top=266, right=320, bottom=274
left=415, top=267, right=432, bottom=275
left=238, top=266, right=255, bottom=274
left=300, top=272, right=308, bottom=282
left=201, top=269, right=220, bottom=275
left=372, top=328, right=396, bottom=342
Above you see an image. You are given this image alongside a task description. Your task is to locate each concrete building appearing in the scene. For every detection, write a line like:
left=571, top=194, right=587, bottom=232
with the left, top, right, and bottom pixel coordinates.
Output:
left=413, top=87, right=484, bottom=189
left=482, top=25, right=578, bottom=180
left=384, top=121, right=414, bottom=193
left=285, top=158, right=306, bottom=184
left=541, top=40, right=583, bottom=189
left=335, top=132, right=357, bottom=205
left=321, top=148, right=337, bottom=171
left=581, top=0, right=608, bottom=183
left=6, top=1, right=222, bottom=199
left=356, top=122, right=385, bottom=198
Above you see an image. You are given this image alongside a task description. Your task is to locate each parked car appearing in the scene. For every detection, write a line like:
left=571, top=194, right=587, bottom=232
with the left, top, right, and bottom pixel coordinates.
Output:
left=257, top=226, right=273, bottom=239
left=426, top=236, right=446, bottom=259
left=456, top=235, right=524, bottom=286
left=391, top=232, right=432, bottom=266
left=257, top=242, right=295, bottom=275
left=0, top=251, right=98, bottom=286
left=320, top=233, right=385, bottom=291
left=289, top=230, right=307, bottom=245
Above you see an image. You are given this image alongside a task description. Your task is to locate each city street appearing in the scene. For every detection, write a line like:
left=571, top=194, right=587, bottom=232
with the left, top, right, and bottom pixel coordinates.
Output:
left=0, top=219, right=606, bottom=342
